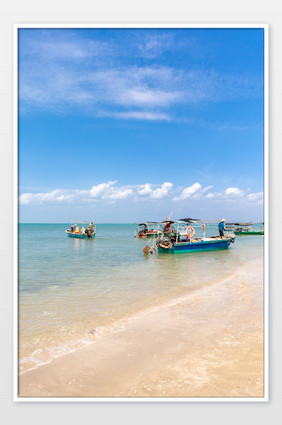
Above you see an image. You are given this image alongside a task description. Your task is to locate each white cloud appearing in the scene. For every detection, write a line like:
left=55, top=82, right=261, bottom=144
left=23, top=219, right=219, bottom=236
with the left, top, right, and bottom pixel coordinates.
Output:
left=19, top=182, right=263, bottom=211
left=173, top=182, right=202, bottom=201
left=151, top=182, right=173, bottom=199
left=19, top=181, right=172, bottom=205
left=88, top=181, right=133, bottom=200
left=201, top=185, right=213, bottom=193
left=19, top=31, right=263, bottom=120
left=136, top=33, right=175, bottom=59
left=107, top=111, right=171, bottom=121
left=247, top=192, right=263, bottom=201
left=19, top=189, right=75, bottom=205
left=225, top=187, right=245, bottom=196
left=107, top=189, right=133, bottom=199
left=20, top=31, right=110, bottom=61
left=89, top=181, right=117, bottom=198
left=137, top=182, right=173, bottom=198
left=19, top=193, right=33, bottom=205
left=138, top=183, right=153, bottom=196
left=19, top=63, right=184, bottom=115
left=119, top=88, right=181, bottom=107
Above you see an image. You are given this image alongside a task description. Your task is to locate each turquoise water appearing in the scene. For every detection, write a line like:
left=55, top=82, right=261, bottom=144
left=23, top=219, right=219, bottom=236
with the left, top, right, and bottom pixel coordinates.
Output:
left=18, top=223, right=264, bottom=373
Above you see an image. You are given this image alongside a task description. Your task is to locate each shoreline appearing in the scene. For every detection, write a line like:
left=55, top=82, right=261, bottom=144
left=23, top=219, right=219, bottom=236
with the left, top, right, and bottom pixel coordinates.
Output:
left=18, top=256, right=264, bottom=398
left=19, top=269, right=237, bottom=377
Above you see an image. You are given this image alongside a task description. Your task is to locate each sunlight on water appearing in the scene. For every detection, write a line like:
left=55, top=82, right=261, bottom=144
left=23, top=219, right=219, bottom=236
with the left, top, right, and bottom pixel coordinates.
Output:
left=18, top=223, right=263, bottom=373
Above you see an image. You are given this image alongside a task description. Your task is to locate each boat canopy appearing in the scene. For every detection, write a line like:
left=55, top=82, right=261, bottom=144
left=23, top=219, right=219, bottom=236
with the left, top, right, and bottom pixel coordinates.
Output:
left=161, top=220, right=190, bottom=225
left=179, top=218, right=201, bottom=224
left=161, top=219, right=178, bottom=224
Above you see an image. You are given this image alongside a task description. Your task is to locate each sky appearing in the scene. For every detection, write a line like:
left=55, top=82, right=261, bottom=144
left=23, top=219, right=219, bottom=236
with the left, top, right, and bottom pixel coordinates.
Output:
left=18, top=27, right=265, bottom=223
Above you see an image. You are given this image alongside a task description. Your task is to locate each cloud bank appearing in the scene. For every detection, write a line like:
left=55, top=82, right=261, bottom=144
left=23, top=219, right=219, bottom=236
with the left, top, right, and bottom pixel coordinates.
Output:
left=19, top=180, right=263, bottom=207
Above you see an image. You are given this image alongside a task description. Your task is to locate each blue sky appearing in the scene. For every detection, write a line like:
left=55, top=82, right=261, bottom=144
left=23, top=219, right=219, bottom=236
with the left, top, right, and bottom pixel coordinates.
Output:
left=18, top=27, right=264, bottom=223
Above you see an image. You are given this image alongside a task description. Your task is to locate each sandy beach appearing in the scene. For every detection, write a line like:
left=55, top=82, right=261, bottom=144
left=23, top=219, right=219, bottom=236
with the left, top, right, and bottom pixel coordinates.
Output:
left=18, top=256, right=264, bottom=398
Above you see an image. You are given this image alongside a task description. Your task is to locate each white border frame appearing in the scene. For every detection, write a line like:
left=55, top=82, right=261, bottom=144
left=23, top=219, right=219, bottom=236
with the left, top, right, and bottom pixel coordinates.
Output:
left=13, top=23, right=269, bottom=402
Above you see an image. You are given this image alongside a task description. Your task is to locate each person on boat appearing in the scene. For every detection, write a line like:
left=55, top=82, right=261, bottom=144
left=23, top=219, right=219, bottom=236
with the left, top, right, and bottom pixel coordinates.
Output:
left=218, top=218, right=226, bottom=238
left=164, top=222, right=171, bottom=233
left=74, top=226, right=80, bottom=234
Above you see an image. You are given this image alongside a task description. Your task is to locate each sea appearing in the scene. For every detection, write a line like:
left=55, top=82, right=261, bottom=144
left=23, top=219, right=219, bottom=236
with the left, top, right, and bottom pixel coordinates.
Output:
left=18, top=223, right=264, bottom=374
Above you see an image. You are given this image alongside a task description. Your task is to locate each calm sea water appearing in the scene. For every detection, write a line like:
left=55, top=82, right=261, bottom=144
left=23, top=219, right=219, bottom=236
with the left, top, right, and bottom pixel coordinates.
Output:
left=18, top=223, right=264, bottom=373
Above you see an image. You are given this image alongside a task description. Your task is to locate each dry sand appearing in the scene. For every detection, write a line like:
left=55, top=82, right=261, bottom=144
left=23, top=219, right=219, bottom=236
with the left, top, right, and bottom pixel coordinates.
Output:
left=18, top=258, right=264, bottom=398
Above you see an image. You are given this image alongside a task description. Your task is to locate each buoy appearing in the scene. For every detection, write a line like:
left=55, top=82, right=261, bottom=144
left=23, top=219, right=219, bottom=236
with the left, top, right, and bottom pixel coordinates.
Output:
left=186, top=226, right=195, bottom=238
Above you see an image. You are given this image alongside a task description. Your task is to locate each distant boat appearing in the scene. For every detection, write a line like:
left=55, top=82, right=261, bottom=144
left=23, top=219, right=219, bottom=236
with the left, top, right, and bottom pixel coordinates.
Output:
left=154, top=219, right=235, bottom=254
left=226, top=222, right=264, bottom=236
left=66, top=220, right=96, bottom=239
left=234, top=229, right=264, bottom=236
left=135, top=222, right=162, bottom=238
left=135, top=216, right=183, bottom=239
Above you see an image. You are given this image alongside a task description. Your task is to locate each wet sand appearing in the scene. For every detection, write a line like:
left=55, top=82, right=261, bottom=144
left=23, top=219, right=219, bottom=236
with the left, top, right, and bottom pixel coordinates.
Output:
left=18, top=258, right=264, bottom=398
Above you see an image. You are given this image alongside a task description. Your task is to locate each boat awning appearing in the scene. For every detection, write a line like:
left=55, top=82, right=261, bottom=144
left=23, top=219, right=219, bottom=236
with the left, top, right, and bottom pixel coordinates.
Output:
left=161, top=220, right=177, bottom=224
left=179, top=218, right=201, bottom=223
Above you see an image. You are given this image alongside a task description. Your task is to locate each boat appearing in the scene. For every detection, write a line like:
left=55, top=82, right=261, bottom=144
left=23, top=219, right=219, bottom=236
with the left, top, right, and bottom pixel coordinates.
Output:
left=66, top=220, right=96, bottom=239
left=227, top=222, right=264, bottom=235
left=135, top=222, right=162, bottom=238
left=234, top=229, right=264, bottom=235
left=155, top=219, right=235, bottom=254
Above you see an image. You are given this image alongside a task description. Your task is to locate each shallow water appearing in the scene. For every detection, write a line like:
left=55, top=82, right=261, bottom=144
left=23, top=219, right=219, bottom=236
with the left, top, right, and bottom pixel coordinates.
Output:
left=18, top=223, right=264, bottom=373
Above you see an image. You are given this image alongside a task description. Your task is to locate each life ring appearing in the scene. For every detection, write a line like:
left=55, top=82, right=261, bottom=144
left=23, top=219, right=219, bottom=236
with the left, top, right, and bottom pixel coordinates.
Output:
left=186, top=226, right=195, bottom=238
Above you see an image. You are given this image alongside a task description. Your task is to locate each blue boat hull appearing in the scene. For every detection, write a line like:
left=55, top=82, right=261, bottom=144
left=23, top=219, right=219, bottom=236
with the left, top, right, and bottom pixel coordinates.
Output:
left=158, top=238, right=232, bottom=254
left=66, top=232, right=95, bottom=239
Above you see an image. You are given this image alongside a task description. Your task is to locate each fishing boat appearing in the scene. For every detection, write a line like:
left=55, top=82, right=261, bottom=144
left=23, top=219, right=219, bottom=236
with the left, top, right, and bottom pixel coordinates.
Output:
left=228, top=222, right=264, bottom=235
left=154, top=219, right=235, bottom=254
left=135, top=222, right=162, bottom=238
left=66, top=220, right=96, bottom=239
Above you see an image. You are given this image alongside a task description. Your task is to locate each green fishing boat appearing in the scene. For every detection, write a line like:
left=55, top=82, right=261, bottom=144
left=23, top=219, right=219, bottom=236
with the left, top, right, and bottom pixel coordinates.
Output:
left=227, top=222, right=264, bottom=236
left=234, top=229, right=264, bottom=235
